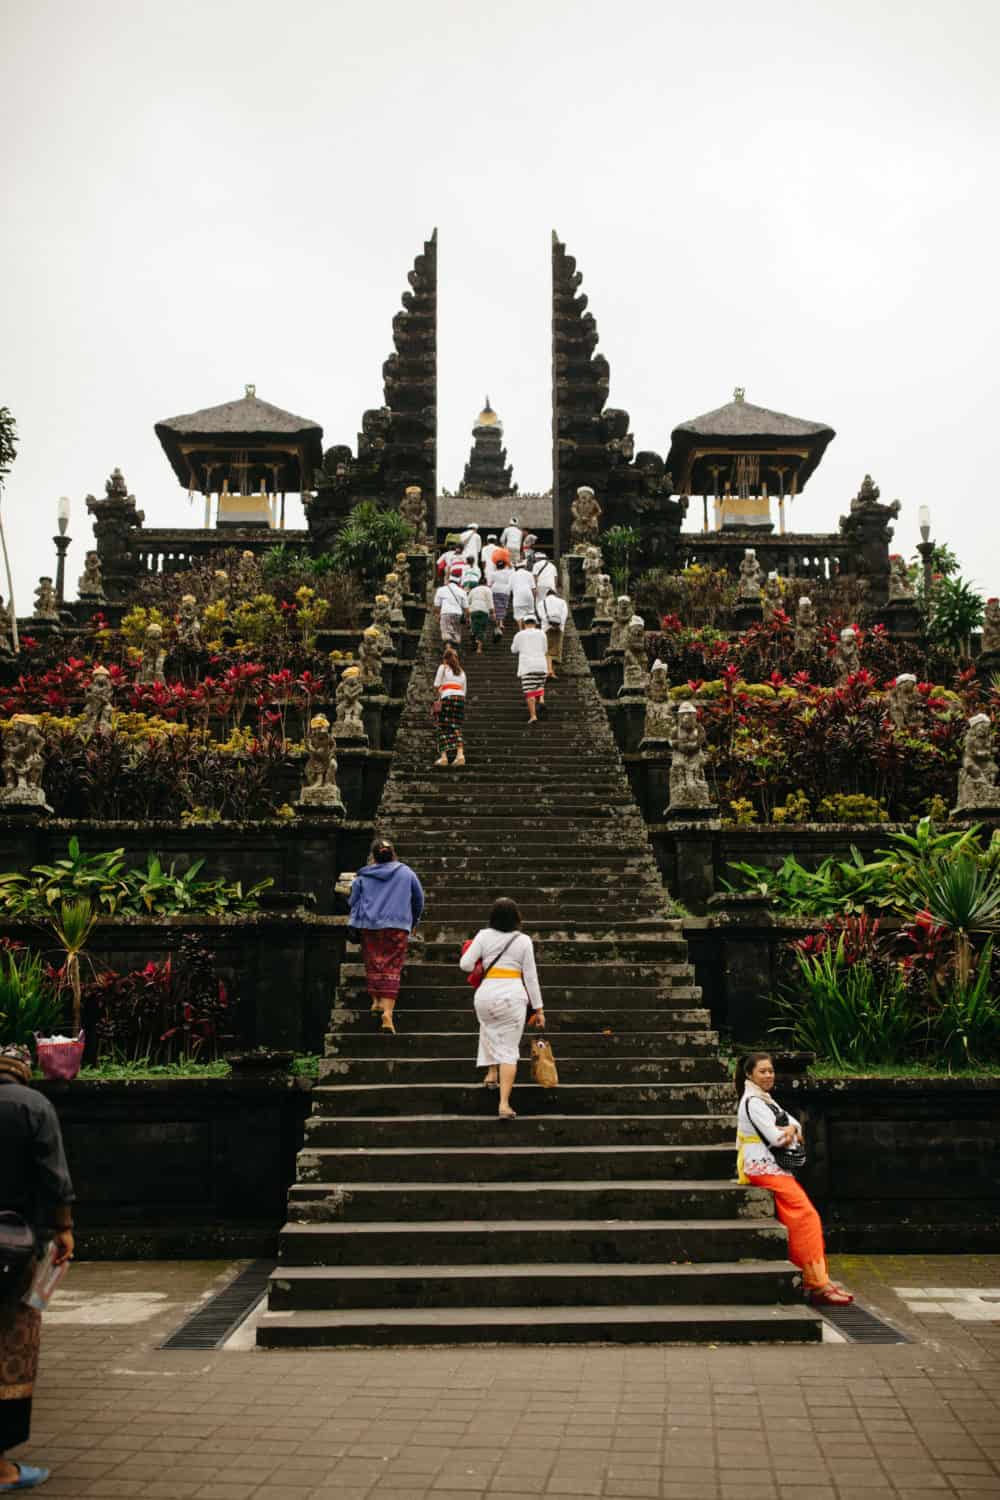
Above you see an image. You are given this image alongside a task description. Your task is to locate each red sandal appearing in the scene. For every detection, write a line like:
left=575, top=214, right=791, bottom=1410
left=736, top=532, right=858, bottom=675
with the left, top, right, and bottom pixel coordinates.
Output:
left=809, top=1285, right=854, bottom=1306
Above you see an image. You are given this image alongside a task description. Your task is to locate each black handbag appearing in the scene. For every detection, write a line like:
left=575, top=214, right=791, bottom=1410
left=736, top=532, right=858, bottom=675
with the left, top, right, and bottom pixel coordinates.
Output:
left=750, top=1096, right=807, bottom=1175
left=0, top=1211, right=36, bottom=1299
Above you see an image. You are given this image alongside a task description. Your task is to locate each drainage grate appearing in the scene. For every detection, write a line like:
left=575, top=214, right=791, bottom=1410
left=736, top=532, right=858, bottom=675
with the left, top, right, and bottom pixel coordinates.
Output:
left=819, top=1300, right=910, bottom=1344
left=160, top=1259, right=274, bottom=1350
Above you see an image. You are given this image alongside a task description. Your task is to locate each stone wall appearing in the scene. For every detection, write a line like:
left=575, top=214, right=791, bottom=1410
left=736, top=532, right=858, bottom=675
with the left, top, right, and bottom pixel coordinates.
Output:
left=44, top=1075, right=999, bottom=1257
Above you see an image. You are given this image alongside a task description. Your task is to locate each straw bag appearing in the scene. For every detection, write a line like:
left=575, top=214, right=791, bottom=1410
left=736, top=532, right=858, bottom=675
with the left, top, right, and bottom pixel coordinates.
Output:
left=530, top=1038, right=559, bottom=1088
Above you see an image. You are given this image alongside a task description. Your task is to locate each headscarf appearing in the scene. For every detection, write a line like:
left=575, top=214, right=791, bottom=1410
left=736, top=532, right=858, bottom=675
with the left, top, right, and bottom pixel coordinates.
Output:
left=0, top=1044, right=32, bottom=1083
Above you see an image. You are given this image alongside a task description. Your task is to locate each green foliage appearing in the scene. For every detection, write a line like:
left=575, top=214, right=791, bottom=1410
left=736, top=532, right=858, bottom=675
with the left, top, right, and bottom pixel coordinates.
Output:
left=602, top=525, right=640, bottom=594
left=0, top=840, right=272, bottom=921
left=772, top=790, right=812, bottom=824
left=0, top=946, right=61, bottom=1046
left=726, top=818, right=987, bottom=918
left=728, top=797, right=757, bottom=825
left=816, top=792, right=888, bottom=823
left=774, top=936, right=917, bottom=1067
left=76, top=1057, right=231, bottom=1080
left=47, top=898, right=97, bottom=1035
left=927, top=575, right=984, bottom=652
left=330, top=501, right=414, bottom=584
left=932, top=941, right=1000, bottom=1066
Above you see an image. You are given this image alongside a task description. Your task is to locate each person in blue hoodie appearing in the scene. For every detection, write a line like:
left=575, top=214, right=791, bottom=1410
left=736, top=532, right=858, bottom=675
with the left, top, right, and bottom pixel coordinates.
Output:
left=349, top=838, right=424, bottom=1035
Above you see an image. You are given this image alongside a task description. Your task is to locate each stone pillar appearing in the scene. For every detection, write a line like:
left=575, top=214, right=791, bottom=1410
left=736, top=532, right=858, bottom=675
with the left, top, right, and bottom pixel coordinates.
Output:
left=707, top=892, right=776, bottom=1043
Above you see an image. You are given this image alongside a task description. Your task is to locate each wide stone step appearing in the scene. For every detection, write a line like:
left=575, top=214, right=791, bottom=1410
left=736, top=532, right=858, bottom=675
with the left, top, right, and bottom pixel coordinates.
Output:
left=394, top=856, right=657, bottom=873
left=330, top=1005, right=713, bottom=1031
left=277, top=1217, right=788, bottom=1266
left=325, top=1030, right=720, bottom=1057
left=424, top=902, right=669, bottom=924
left=294, top=1143, right=735, bottom=1184
left=257, top=1302, right=822, bottom=1347
left=303, top=1113, right=735, bottom=1148
left=287, top=1179, right=769, bottom=1223
left=316, top=1056, right=729, bottom=1085
left=309, top=1081, right=732, bottom=1116
left=267, top=1259, right=798, bottom=1311
left=339, top=963, right=697, bottom=988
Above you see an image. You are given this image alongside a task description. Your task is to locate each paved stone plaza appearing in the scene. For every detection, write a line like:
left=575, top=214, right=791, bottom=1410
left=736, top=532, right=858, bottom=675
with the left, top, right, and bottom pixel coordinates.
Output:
left=14, top=1256, right=1000, bottom=1500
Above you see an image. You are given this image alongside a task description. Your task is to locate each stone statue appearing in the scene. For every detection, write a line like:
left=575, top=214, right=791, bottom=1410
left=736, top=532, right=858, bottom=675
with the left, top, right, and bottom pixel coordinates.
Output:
left=582, top=545, right=603, bottom=600
left=33, top=577, right=59, bottom=622
left=982, top=598, right=1000, bottom=655
left=137, top=622, right=166, bottom=684
left=886, top=673, right=921, bottom=733
left=237, top=550, right=260, bottom=591
left=1, top=715, right=50, bottom=812
left=383, top=572, right=406, bottom=626
left=608, top=595, right=634, bottom=654
left=834, top=626, right=861, bottom=684
left=399, top=486, right=429, bottom=551
left=761, top=573, right=784, bottom=623
left=358, top=626, right=384, bottom=690
left=954, top=715, right=999, bottom=814
left=794, top=596, right=818, bottom=655
left=211, top=570, right=230, bottom=602
left=621, top=616, right=649, bottom=695
left=177, top=594, right=202, bottom=650
left=570, top=486, right=602, bottom=551
left=394, top=550, right=413, bottom=597
left=297, top=714, right=345, bottom=816
left=78, top=551, right=106, bottom=602
left=593, top=573, right=615, bottom=625
left=737, top=549, right=762, bottom=603
left=334, top=667, right=367, bottom=741
left=640, top=660, right=677, bottom=750
left=81, top=666, right=114, bottom=738
left=371, top=594, right=395, bottom=653
left=667, top=703, right=712, bottom=813
left=888, top=554, right=914, bottom=602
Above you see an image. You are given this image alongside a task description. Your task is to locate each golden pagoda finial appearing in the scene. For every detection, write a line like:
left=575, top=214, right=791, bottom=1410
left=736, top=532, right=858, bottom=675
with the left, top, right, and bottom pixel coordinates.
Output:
left=733, top=386, right=745, bottom=403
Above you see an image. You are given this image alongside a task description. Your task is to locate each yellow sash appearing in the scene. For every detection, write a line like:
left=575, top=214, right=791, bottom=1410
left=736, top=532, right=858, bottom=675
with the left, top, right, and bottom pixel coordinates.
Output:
left=486, top=967, right=520, bottom=979
left=736, top=1130, right=762, bottom=1186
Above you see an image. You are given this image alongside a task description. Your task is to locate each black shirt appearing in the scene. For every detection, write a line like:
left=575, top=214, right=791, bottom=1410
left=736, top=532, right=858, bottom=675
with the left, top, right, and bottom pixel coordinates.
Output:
left=0, top=1077, right=75, bottom=1232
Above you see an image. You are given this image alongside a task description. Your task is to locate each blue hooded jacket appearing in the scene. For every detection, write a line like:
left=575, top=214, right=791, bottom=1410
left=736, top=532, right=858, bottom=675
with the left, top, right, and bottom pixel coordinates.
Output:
left=349, top=860, right=424, bottom=933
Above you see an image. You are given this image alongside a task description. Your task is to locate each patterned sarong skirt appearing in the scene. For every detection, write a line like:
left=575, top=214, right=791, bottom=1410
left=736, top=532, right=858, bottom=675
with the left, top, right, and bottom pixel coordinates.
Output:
left=359, top=927, right=410, bottom=1000
left=0, top=1297, right=40, bottom=1452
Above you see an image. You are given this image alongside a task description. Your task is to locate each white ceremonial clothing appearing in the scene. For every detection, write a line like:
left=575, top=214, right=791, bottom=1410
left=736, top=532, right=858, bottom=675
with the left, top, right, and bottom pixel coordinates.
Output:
left=532, top=559, right=557, bottom=600
left=737, top=1082, right=802, bottom=1180
left=434, top=583, right=468, bottom=617
left=500, top=525, right=524, bottom=563
left=460, top=929, right=543, bottom=1067
left=510, top=630, right=549, bottom=678
left=510, top=568, right=537, bottom=619
left=539, top=594, right=569, bottom=631
left=460, top=527, right=482, bottom=562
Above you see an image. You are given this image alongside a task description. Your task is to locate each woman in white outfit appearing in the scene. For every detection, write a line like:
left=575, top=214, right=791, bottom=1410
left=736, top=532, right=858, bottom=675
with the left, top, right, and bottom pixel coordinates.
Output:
left=460, top=898, right=545, bottom=1120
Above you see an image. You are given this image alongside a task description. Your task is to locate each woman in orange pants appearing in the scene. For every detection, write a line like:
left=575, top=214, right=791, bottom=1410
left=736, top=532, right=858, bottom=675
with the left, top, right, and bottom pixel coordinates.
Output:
left=735, top=1052, right=853, bottom=1307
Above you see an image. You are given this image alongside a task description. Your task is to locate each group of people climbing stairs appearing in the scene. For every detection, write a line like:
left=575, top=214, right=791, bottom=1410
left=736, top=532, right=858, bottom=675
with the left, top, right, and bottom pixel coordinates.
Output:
left=257, top=606, right=826, bottom=1346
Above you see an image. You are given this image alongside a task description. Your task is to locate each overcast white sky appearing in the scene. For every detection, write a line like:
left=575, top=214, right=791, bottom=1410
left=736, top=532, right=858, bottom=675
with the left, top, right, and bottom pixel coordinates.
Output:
left=2, top=0, right=998, bottom=609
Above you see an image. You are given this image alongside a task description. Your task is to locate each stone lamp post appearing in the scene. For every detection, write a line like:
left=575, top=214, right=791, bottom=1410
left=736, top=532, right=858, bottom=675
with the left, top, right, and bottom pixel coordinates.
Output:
left=54, top=496, right=71, bottom=607
left=917, top=505, right=935, bottom=598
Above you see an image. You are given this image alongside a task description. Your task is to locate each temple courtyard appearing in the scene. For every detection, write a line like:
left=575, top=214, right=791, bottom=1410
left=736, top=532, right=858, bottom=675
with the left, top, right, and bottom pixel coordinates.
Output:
left=17, top=1255, right=1000, bottom=1500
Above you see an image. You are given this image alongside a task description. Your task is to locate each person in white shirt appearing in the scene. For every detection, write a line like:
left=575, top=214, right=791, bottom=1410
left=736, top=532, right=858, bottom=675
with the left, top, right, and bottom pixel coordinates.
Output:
left=531, top=553, right=558, bottom=602
left=433, top=579, right=468, bottom=645
left=490, top=559, right=513, bottom=639
left=459, top=896, right=545, bottom=1119
left=460, top=560, right=482, bottom=590
left=538, top=587, right=569, bottom=678
left=510, top=616, right=549, bottom=723
left=436, top=545, right=464, bottom=586
left=466, top=581, right=495, bottom=655
left=432, top=645, right=467, bottom=768
left=510, top=564, right=537, bottom=628
left=735, top=1051, right=854, bottom=1308
left=481, top=535, right=499, bottom=582
left=500, top=517, right=524, bottom=566
left=459, top=524, right=482, bottom=565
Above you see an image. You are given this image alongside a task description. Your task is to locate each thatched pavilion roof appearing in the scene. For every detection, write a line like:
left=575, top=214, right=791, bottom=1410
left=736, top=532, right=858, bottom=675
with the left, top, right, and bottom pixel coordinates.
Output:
left=155, top=387, right=324, bottom=493
left=666, top=392, right=835, bottom=495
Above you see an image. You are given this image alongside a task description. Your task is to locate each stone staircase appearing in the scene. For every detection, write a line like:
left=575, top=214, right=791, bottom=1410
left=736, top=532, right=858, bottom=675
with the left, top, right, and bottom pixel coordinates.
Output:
left=258, top=613, right=822, bottom=1346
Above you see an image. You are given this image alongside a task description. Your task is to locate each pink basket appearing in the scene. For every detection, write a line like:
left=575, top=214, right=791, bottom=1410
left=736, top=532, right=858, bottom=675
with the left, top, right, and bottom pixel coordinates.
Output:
left=35, top=1032, right=85, bottom=1082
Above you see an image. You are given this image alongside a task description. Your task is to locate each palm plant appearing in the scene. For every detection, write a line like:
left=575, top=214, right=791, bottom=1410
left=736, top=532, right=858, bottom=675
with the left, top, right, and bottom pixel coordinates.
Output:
left=909, top=854, right=1000, bottom=989
left=932, top=940, right=1000, bottom=1066
left=48, top=898, right=98, bottom=1035
left=602, top=525, right=640, bottom=595
left=330, top=501, right=414, bottom=585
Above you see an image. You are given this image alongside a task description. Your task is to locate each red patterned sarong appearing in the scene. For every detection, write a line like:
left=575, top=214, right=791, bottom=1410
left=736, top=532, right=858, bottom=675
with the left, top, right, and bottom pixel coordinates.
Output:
left=360, top=927, right=410, bottom=999
left=0, top=1298, right=40, bottom=1451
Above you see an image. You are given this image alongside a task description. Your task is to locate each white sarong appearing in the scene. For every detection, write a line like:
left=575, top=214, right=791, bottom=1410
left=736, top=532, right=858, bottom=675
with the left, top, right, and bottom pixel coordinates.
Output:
left=474, top=981, right=528, bottom=1066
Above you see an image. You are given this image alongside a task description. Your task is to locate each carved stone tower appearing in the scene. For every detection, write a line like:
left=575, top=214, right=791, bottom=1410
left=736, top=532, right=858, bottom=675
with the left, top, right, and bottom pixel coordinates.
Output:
left=457, top=400, right=517, bottom=499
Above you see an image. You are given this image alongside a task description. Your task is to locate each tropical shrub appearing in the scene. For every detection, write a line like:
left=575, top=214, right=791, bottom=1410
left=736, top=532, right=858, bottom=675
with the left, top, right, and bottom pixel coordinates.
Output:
left=0, top=942, right=62, bottom=1046
left=329, top=501, right=413, bottom=585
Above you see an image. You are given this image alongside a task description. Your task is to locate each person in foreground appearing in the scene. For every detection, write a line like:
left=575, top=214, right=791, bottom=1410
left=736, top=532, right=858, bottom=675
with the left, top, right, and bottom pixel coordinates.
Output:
left=350, top=839, right=424, bottom=1035
left=460, top=898, right=544, bottom=1120
left=735, top=1051, right=853, bottom=1307
left=0, top=1043, right=75, bottom=1493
